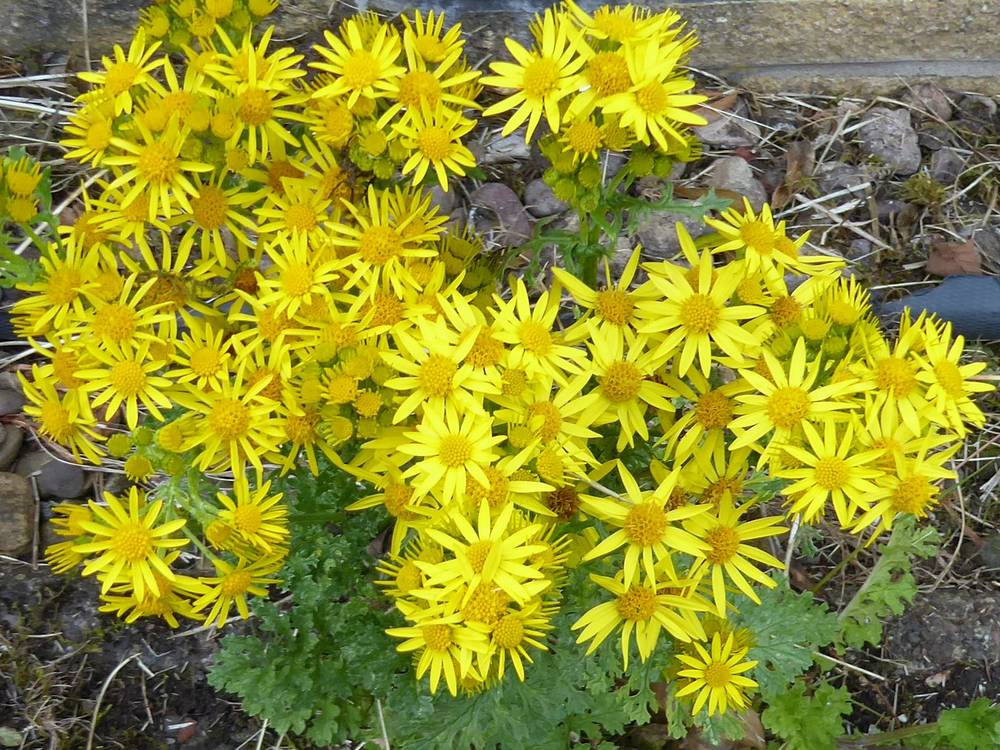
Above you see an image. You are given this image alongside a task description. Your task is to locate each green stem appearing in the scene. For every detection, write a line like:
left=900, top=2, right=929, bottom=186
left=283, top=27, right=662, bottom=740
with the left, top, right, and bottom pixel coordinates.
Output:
left=810, top=543, right=864, bottom=596
left=838, top=722, right=939, bottom=747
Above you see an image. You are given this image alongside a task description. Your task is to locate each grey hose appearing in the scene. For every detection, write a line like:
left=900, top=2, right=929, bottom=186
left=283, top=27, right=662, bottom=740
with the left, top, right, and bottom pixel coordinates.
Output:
left=878, top=275, right=1000, bottom=340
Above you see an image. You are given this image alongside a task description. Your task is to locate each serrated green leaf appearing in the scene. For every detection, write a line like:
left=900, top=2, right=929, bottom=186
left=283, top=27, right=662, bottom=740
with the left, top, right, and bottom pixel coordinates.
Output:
left=734, top=578, right=839, bottom=698
left=837, top=516, right=940, bottom=649
left=762, top=682, right=850, bottom=750
left=910, top=699, right=1000, bottom=750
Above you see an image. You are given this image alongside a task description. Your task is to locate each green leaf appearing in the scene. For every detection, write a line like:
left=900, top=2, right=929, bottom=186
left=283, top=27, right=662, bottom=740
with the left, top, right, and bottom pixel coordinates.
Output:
left=837, top=516, right=940, bottom=649
left=761, top=682, right=851, bottom=750
left=910, top=699, right=1000, bottom=750
left=734, top=578, right=839, bottom=698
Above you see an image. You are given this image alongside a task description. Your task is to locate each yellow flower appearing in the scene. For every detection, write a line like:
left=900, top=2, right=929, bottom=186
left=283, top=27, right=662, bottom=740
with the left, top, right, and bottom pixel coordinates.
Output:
left=78, top=27, right=164, bottom=115
left=913, top=317, right=993, bottom=435
left=777, top=421, right=888, bottom=527
left=490, top=278, right=586, bottom=384
left=311, top=17, right=404, bottom=107
left=256, top=234, right=340, bottom=318
left=479, top=598, right=553, bottom=682
left=396, top=408, right=504, bottom=505
left=386, top=605, right=489, bottom=696
left=20, top=366, right=105, bottom=464
left=420, top=501, right=549, bottom=605
left=256, top=177, right=332, bottom=242
left=582, top=463, right=708, bottom=584
left=600, top=40, right=706, bottom=152
left=683, top=495, right=786, bottom=616
left=76, top=340, right=174, bottom=429
left=567, top=327, right=675, bottom=450
left=12, top=236, right=102, bottom=336
left=329, top=185, right=439, bottom=293
left=393, top=103, right=477, bottom=192
left=3, top=155, right=43, bottom=196
left=73, top=487, right=187, bottom=599
left=851, top=441, right=957, bottom=538
left=481, top=8, right=585, bottom=141
left=99, top=563, right=204, bottom=628
left=175, top=373, right=285, bottom=478
left=638, top=231, right=764, bottom=376
left=169, top=316, right=232, bottom=392
left=192, top=554, right=284, bottom=627
left=400, top=10, right=465, bottom=66
left=382, top=315, right=497, bottom=423
left=661, top=367, right=748, bottom=463
left=731, top=338, right=866, bottom=455
left=215, top=477, right=289, bottom=553
left=573, top=571, right=708, bottom=669
left=178, top=173, right=258, bottom=267
left=676, top=632, right=759, bottom=716
left=104, top=115, right=213, bottom=220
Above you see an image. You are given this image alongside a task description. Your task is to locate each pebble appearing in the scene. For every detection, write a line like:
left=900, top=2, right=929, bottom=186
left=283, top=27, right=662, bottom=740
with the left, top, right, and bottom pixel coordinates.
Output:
left=428, top=185, right=457, bottom=217
left=929, top=147, right=966, bottom=184
left=522, top=178, right=568, bottom=218
left=0, top=387, right=25, bottom=416
left=979, top=533, right=1000, bottom=568
left=858, top=107, right=922, bottom=175
left=15, top=451, right=88, bottom=499
left=903, top=83, right=953, bottom=121
left=0, top=472, right=34, bottom=556
left=469, top=183, right=534, bottom=248
left=813, top=162, right=871, bottom=196
left=0, top=425, right=24, bottom=471
left=694, top=102, right=762, bottom=147
left=471, top=131, right=531, bottom=166
left=634, top=205, right=711, bottom=260
left=956, top=94, right=997, bottom=128
left=706, top=155, right=768, bottom=211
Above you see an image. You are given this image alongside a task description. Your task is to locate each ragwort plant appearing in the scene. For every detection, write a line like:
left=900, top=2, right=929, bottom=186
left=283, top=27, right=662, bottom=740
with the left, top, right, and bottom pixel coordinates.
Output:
left=2, top=0, right=996, bottom=746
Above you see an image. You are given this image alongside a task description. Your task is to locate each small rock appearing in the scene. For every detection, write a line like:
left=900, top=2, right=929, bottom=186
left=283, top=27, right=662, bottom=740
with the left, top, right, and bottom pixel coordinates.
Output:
left=15, top=451, right=88, bottom=499
left=814, top=162, right=871, bottom=196
left=877, top=199, right=911, bottom=221
left=903, top=83, right=953, bottom=121
left=979, top=534, right=1000, bottom=568
left=634, top=205, right=710, bottom=260
left=427, top=185, right=457, bottom=217
left=706, top=156, right=768, bottom=211
left=929, top=147, right=966, bottom=184
left=694, top=105, right=762, bottom=147
left=0, top=472, right=34, bottom=556
left=0, top=371, right=24, bottom=393
left=973, top=228, right=1000, bottom=269
left=522, top=179, right=568, bottom=218
left=471, top=131, right=530, bottom=165
left=917, top=122, right=953, bottom=151
left=845, top=238, right=877, bottom=267
left=858, top=107, right=921, bottom=175
left=0, top=388, right=25, bottom=416
left=956, top=94, right=997, bottom=128
left=0, top=425, right=24, bottom=472
left=469, top=183, right=533, bottom=248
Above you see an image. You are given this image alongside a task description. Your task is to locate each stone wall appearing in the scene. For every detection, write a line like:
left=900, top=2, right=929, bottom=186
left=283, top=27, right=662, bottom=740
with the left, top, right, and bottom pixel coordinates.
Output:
left=1, top=0, right=998, bottom=93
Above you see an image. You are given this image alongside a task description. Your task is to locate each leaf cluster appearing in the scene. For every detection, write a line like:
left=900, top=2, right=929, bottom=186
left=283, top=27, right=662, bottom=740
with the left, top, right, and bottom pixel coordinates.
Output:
left=837, top=517, right=941, bottom=649
left=208, top=463, right=408, bottom=746
left=761, top=681, right=851, bottom=750
left=910, top=699, right=1000, bottom=750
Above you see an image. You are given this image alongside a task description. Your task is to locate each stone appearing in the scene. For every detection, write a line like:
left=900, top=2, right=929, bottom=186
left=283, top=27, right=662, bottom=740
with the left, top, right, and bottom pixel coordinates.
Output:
left=706, top=156, right=768, bottom=211
left=468, top=183, right=533, bottom=248
left=694, top=115, right=761, bottom=149
left=694, top=102, right=762, bottom=147
left=929, top=147, right=966, bottom=184
left=813, top=162, right=871, bottom=196
left=858, top=107, right=922, bottom=175
left=428, top=185, right=458, bottom=217
left=973, top=228, right=1000, bottom=269
left=0, top=472, right=34, bottom=557
left=634, top=205, right=711, bottom=261
left=14, top=451, right=88, bottom=499
left=917, top=122, right=953, bottom=151
left=470, top=132, right=531, bottom=166
left=956, top=94, right=998, bottom=127
left=876, top=199, right=912, bottom=221
left=522, top=179, right=568, bottom=218
left=0, top=387, right=26, bottom=417
left=0, top=425, right=24, bottom=472
left=903, top=83, right=954, bottom=121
